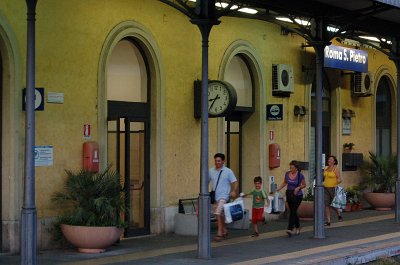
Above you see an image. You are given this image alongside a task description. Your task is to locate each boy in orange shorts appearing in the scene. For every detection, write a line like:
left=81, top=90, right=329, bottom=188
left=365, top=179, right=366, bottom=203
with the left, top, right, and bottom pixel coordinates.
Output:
left=242, top=176, right=269, bottom=237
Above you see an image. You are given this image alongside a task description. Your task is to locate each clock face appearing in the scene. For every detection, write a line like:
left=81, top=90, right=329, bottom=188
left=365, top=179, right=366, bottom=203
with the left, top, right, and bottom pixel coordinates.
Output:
left=208, top=81, right=237, bottom=117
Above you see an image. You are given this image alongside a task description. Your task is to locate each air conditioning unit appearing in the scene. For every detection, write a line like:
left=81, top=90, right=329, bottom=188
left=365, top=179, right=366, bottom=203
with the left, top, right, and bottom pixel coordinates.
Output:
left=352, top=72, right=373, bottom=96
left=272, top=64, right=294, bottom=95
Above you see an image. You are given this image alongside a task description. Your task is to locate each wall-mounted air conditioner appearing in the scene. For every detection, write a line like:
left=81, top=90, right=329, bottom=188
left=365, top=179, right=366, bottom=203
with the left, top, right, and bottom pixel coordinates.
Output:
left=272, top=64, right=294, bottom=95
left=352, top=72, right=373, bottom=97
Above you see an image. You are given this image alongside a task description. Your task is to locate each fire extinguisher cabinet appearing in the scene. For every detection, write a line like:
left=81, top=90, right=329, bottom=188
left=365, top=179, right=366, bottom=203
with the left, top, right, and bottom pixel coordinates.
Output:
left=269, top=143, right=280, bottom=169
left=83, top=141, right=100, bottom=173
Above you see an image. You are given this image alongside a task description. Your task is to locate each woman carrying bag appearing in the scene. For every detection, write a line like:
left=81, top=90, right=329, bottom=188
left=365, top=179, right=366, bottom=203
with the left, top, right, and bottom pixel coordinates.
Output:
left=323, top=155, right=343, bottom=226
left=276, top=160, right=306, bottom=237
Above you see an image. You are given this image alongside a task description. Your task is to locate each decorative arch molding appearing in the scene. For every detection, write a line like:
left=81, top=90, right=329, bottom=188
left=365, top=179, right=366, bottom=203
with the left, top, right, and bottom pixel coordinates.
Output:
left=217, top=39, right=267, bottom=184
left=0, top=11, right=23, bottom=252
left=374, top=65, right=396, bottom=97
left=97, top=20, right=165, bottom=213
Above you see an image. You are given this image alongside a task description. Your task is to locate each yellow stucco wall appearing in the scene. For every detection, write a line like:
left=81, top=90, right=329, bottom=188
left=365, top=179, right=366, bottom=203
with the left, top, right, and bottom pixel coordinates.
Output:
left=0, top=0, right=397, bottom=221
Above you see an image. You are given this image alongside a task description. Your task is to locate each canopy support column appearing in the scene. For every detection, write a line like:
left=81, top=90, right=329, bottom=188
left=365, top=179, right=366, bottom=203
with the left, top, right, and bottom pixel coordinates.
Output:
left=21, top=0, right=38, bottom=264
left=310, top=18, right=327, bottom=239
left=191, top=0, right=220, bottom=259
left=396, top=58, right=400, bottom=222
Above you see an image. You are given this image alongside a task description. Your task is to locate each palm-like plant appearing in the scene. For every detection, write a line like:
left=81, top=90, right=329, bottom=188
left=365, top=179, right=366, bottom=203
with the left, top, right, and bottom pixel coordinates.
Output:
left=360, top=152, right=397, bottom=193
left=52, top=166, right=126, bottom=227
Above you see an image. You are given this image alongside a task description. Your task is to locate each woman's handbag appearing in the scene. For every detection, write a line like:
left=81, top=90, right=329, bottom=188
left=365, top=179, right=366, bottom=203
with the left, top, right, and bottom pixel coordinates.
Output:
left=210, top=170, right=223, bottom=204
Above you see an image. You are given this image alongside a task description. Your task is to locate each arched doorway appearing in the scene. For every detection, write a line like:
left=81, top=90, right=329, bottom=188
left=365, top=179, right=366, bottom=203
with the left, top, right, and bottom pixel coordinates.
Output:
left=0, top=16, right=23, bottom=253
left=376, top=75, right=393, bottom=156
left=106, top=39, right=150, bottom=236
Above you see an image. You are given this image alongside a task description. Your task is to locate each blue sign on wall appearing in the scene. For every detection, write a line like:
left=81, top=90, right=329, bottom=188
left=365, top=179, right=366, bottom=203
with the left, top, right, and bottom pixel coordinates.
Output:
left=266, top=104, right=283, bottom=121
left=324, top=45, right=368, bottom=73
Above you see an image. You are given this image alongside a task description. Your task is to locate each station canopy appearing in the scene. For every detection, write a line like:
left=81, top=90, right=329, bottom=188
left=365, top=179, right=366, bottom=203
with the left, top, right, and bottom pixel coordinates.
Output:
left=170, top=0, right=400, bottom=50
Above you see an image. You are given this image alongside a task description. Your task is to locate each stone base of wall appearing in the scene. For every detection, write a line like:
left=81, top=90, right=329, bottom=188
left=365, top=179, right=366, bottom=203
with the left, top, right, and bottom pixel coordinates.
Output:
left=1, top=217, right=61, bottom=253
left=150, top=206, right=177, bottom=234
left=2, top=207, right=179, bottom=253
left=2, top=220, right=19, bottom=253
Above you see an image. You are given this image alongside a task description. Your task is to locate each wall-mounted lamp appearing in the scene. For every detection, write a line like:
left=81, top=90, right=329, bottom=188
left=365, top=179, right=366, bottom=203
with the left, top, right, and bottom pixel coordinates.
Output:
left=294, top=105, right=306, bottom=116
left=342, top=108, right=356, bottom=118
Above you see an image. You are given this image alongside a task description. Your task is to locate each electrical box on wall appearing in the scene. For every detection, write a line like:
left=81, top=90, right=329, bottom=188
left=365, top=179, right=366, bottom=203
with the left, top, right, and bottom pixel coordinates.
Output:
left=269, top=143, right=280, bottom=168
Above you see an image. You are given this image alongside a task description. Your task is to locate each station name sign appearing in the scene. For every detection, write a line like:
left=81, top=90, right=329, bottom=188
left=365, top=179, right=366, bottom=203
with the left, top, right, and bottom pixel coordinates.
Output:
left=324, top=45, right=368, bottom=73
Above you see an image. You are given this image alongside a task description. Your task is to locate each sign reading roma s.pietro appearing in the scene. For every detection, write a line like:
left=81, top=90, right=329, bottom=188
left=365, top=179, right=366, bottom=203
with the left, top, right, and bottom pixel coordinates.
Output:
left=324, top=45, right=368, bottom=73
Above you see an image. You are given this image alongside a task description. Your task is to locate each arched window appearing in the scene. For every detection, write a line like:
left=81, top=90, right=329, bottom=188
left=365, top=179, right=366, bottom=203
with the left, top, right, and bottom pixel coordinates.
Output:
left=224, top=54, right=253, bottom=108
left=107, top=40, right=147, bottom=103
left=376, top=76, right=392, bottom=156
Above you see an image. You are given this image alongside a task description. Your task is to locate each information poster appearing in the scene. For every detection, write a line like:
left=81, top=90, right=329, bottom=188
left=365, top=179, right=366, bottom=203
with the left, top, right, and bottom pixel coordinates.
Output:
left=34, top=146, right=53, bottom=167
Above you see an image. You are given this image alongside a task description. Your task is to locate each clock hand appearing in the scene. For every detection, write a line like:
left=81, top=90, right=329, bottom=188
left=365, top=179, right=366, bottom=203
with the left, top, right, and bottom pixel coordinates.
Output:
left=209, top=94, right=221, bottom=111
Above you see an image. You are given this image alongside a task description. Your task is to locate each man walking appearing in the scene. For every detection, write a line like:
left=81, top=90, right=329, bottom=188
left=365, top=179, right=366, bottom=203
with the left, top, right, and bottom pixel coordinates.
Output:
left=209, top=153, right=238, bottom=241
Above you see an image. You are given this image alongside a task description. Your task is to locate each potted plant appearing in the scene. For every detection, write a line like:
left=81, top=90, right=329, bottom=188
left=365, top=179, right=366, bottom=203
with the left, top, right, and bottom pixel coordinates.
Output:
left=343, top=142, right=355, bottom=153
left=344, top=186, right=362, bottom=212
left=360, top=152, right=396, bottom=211
left=52, top=166, right=126, bottom=253
left=298, top=186, right=314, bottom=220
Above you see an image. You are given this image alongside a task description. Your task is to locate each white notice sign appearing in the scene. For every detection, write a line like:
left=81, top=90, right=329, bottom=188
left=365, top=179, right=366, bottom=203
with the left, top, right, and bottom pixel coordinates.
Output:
left=47, top=92, right=64, bottom=104
left=34, top=146, right=53, bottom=166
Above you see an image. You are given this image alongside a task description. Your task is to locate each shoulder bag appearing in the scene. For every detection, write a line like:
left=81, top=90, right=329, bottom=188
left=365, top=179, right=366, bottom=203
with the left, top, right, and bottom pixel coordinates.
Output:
left=210, top=170, right=223, bottom=204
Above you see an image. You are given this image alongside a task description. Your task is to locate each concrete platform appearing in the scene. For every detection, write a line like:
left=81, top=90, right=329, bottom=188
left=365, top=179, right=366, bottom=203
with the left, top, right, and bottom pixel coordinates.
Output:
left=1, top=210, right=400, bottom=265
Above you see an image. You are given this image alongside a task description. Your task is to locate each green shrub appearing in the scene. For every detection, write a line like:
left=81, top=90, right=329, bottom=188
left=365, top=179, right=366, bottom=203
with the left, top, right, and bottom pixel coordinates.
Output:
left=360, top=152, right=397, bottom=193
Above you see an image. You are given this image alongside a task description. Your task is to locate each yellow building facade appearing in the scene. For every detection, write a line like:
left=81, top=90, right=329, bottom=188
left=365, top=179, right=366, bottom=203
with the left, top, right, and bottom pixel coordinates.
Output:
left=0, top=0, right=396, bottom=252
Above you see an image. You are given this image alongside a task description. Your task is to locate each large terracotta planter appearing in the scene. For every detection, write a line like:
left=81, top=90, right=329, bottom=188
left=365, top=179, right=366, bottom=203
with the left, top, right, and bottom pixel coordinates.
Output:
left=61, top=224, right=124, bottom=253
left=298, top=201, right=314, bottom=221
left=363, top=192, right=395, bottom=211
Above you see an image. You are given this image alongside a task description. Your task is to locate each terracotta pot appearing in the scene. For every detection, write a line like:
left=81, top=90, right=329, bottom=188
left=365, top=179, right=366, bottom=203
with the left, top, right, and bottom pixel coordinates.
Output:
left=298, top=201, right=314, bottom=220
left=363, top=192, right=395, bottom=211
left=351, top=203, right=359, bottom=211
left=61, top=224, right=124, bottom=253
left=344, top=203, right=352, bottom=212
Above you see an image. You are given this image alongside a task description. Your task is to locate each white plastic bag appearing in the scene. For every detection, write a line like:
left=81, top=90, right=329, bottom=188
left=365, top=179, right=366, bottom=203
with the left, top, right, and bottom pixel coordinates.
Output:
left=273, top=192, right=285, bottom=213
left=264, top=195, right=274, bottom=214
left=223, top=198, right=244, bottom=224
left=331, top=186, right=346, bottom=209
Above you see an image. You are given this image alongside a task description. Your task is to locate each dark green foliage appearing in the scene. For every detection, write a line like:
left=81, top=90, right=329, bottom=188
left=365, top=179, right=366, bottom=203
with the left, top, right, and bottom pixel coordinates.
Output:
left=360, top=152, right=397, bottom=193
left=343, top=142, right=355, bottom=150
left=52, top=166, right=127, bottom=227
left=345, top=186, right=361, bottom=203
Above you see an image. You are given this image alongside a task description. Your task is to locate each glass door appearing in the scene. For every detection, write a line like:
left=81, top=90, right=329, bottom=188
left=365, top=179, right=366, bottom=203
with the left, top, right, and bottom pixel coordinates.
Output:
left=225, top=120, right=242, bottom=192
left=107, top=118, right=150, bottom=236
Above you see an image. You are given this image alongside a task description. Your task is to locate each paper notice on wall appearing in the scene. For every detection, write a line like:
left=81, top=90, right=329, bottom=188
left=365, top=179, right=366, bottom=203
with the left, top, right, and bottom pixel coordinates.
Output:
left=34, top=146, right=53, bottom=167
